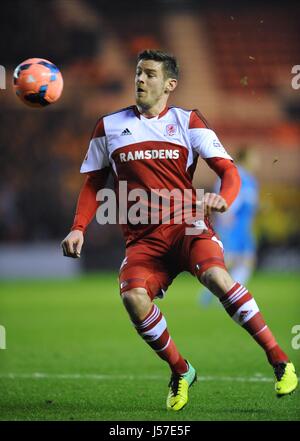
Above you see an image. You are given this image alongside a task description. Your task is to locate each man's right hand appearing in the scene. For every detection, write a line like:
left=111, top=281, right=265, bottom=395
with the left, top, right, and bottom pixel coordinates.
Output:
left=61, top=230, right=84, bottom=258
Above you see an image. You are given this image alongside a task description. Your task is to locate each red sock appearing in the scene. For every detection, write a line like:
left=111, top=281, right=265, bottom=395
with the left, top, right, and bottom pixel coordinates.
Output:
left=133, top=304, right=188, bottom=374
left=220, top=282, right=288, bottom=365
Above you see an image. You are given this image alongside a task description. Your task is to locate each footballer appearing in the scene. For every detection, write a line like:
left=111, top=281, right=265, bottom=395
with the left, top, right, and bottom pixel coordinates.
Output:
left=61, top=50, right=298, bottom=411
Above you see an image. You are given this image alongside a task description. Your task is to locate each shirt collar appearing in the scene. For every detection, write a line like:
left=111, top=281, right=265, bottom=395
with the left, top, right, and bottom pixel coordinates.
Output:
left=133, top=105, right=169, bottom=120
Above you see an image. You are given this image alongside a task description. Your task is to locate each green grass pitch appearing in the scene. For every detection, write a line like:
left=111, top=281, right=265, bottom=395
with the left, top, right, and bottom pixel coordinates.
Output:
left=0, top=271, right=299, bottom=421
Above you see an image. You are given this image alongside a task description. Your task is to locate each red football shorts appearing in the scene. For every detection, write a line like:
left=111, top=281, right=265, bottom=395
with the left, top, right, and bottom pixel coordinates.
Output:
left=119, top=223, right=226, bottom=300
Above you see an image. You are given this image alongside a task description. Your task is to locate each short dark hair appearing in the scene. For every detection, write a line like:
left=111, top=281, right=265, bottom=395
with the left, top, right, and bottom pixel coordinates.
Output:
left=137, top=49, right=179, bottom=80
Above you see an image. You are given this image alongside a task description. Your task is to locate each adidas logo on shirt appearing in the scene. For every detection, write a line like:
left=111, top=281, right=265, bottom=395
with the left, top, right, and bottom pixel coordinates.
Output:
left=121, top=128, right=132, bottom=136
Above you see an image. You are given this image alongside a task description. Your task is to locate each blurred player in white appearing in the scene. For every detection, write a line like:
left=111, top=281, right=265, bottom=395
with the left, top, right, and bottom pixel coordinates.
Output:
left=200, top=147, right=259, bottom=306
left=61, top=50, right=298, bottom=410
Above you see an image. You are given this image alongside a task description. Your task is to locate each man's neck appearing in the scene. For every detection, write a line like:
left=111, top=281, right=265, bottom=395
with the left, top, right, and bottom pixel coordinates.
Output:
left=136, top=101, right=168, bottom=118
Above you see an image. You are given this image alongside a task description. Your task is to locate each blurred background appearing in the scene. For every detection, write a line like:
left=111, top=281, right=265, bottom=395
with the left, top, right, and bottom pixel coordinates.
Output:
left=0, top=0, right=300, bottom=278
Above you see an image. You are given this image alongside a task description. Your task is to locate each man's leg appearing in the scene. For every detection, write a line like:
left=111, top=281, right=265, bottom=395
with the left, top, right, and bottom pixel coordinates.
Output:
left=199, top=252, right=255, bottom=307
left=121, top=287, right=197, bottom=410
left=121, top=287, right=188, bottom=375
left=119, top=231, right=199, bottom=411
left=198, top=266, right=298, bottom=396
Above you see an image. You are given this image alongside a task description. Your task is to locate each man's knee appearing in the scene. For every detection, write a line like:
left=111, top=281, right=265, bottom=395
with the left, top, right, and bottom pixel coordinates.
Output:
left=200, top=266, right=234, bottom=298
left=121, top=287, right=152, bottom=321
left=122, top=287, right=148, bottom=306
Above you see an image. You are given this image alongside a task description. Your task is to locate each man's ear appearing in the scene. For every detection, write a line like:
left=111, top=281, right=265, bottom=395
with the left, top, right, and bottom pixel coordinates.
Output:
left=165, top=78, right=177, bottom=93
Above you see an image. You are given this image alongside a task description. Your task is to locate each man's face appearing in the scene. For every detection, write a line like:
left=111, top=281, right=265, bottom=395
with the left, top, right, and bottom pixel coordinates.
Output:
left=135, top=60, right=169, bottom=109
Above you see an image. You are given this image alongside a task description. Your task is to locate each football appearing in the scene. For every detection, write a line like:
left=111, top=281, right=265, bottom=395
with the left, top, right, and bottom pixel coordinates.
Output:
left=13, top=58, right=63, bottom=107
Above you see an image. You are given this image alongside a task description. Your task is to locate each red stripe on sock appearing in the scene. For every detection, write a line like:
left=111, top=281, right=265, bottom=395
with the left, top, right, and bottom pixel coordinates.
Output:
left=136, top=312, right=162, bottom=333
left=226, top=292, right=253, bottom=316
left=220, top=282, right=240, bottom=301
left=148, top=328, right=170, bottom=351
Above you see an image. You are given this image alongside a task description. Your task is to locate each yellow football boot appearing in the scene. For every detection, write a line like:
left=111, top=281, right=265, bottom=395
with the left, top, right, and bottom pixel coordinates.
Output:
left=274, top=362, right=298, bottom=397
left=166, top=361, right=197, bottom=411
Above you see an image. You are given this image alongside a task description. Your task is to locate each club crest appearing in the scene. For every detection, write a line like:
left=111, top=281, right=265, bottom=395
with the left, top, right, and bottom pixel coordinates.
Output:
left=166, top=124, right=177, bottom=136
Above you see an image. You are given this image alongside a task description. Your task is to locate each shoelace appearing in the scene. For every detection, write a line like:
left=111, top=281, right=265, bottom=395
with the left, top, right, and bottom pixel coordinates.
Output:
left=274, top=362, right=286, bottom=381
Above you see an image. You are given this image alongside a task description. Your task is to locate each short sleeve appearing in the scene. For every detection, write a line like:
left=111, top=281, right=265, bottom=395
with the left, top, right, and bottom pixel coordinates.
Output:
left=80, top=118, right=110, bottom=173
left=189, top=110, right=233, bottom=160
